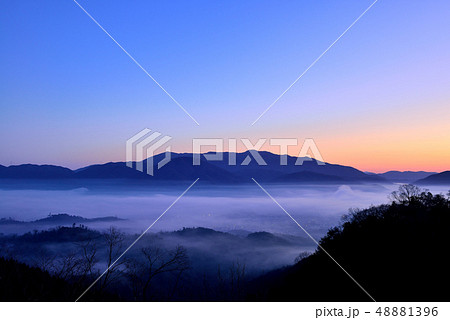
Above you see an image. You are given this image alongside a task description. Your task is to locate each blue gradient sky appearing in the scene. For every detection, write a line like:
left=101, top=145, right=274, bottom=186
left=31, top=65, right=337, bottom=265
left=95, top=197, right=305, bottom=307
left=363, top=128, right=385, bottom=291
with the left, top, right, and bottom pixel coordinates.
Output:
left=1, top=0, right=449, bottom=172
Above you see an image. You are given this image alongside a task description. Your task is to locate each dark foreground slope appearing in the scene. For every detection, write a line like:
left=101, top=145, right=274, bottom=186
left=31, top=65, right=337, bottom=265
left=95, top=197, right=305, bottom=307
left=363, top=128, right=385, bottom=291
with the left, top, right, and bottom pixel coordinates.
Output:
left=0, top=257, right=70, bottom=301
left=0, top=257, right=116, bottom=301
left=249, top=187, right=450, bottom=301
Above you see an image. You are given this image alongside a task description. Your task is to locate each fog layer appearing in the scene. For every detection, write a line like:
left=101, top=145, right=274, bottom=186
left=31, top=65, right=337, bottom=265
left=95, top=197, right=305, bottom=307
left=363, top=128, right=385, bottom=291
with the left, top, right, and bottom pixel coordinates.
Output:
left=2, top=182, right=447, bottom=239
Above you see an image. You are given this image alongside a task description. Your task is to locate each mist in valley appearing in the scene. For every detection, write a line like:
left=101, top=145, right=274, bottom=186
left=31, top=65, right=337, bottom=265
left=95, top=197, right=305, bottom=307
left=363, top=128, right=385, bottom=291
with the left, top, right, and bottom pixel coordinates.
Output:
left=0, top=182, right=419, bottom=236
left=1, top=181, right=449, bottom=300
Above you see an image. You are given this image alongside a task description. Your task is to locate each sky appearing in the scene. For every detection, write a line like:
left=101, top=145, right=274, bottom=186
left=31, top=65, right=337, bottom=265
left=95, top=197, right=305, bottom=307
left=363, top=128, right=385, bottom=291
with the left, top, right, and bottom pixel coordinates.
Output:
left=1, top=0, right=449, bottom=173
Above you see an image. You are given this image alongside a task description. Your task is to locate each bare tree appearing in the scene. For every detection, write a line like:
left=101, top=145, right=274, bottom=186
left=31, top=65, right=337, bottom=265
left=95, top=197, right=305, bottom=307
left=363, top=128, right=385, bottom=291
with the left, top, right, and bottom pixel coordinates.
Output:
left=100, top=226, right=126, bottom=291
left=216, top=264, right=226, bottom=300
left=76, top=237, right=98, bottom=283
left=228, top=260, right=246, bottom=300
left=126, top=245, right=190, bottom=301
left=389, top=184, right=422, bottom=204
left=33, top=249, right=56, bottom=273
left=214, top=261, right=247, bottom=301
left=51, top=251, right=83, bottom=281
left=294, top=251, right=312, bottom=263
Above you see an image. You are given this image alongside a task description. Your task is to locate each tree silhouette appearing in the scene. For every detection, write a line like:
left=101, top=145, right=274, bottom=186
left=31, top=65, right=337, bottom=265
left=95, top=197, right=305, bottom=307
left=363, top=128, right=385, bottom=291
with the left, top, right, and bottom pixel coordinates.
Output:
left=126, top=245, right=189, bottom=301
left=389, top=184, right=423, bottom=204
left=100, top=227, right=126, bottom=291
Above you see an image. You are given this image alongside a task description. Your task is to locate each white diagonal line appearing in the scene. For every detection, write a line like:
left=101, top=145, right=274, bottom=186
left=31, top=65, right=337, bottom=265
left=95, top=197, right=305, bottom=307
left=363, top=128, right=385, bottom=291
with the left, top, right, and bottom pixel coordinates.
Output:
left=251, top=0, right=379, bottom=126
left=72, top=0, right=200, bottom=126
left=75, top=178, right=200, bottom=302
left=251, top=178, right=376, bottom=302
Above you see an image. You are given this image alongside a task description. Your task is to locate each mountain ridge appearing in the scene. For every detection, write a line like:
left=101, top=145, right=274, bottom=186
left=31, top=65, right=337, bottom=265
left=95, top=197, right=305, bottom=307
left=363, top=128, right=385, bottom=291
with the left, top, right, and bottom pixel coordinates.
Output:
left=1, top=151, right=445, bottom=184
left=415, top=171, right=450, bottom=185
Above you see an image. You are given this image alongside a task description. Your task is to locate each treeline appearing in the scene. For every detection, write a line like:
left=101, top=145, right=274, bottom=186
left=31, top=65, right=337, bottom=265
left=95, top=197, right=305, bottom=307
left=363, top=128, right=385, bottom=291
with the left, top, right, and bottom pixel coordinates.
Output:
left=1, top=226, right=250, bottom=301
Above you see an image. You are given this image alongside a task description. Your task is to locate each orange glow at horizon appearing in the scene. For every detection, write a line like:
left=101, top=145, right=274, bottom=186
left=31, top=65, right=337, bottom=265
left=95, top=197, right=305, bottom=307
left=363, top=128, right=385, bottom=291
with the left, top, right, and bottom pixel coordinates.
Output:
left=193, top=119, right=450, bottom=173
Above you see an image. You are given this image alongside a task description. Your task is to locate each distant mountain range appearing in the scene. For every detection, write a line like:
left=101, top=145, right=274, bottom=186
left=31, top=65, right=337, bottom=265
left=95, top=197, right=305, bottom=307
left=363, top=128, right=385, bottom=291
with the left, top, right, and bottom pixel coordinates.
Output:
left=0, top=151, right=447, bottom=184
left=0, top=214, right=124, bottom=235
left=416, top=171, right=450, bottom=185
left=373, top=170, right=438, bottom=183
left=0, top=214, right=122, bottom=226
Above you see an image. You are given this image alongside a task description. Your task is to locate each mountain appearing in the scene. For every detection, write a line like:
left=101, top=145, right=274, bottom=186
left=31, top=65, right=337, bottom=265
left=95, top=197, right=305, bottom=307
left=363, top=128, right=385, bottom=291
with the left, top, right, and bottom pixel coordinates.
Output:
left=73, top=152, right=190, bottom=179
left=377, top=171, right=437, bottom=182
left=75, top=154, right=241, bottom=183
left=246, top=231, right=291, bottom=246
left=148, top=155, right=241, bottom=183
left=415, top=171, right=450, bottom=185
left=203, top=151, right=384, bottom=183
left=0, top=214, right=124, bottom=235
left=170, top=228, right=297, bottom=247
left=0, top=151, right=388, bottom=184
left=74, top=162, right=148, bottom=179
left=0, top=164, right=74, bottom=179
left=0, top=214, right=122, bottom=226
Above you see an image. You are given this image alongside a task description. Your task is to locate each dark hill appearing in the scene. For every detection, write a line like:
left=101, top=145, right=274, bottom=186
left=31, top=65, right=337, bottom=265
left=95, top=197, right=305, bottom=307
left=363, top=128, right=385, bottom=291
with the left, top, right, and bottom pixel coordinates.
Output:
left=16, top=226, right=101, bottom=243
left=250, top=188, right=450, bottom=301
left=0, top=214, right=122, bottom=226
left=172, top=227, right=228, bottom=238
left=246, top=231, right=290, bottom=246
left=74, top=162, right=147, bottom=179
left=0, top=257, right=74, bottom=301
left=34, top=213, right=122, bottom=224
left=0, top=257, right=117, bottom=301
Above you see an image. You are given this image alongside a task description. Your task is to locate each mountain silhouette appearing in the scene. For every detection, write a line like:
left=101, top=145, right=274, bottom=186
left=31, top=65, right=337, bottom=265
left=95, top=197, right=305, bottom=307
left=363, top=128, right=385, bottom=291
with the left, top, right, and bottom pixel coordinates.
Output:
left=202, top=151, right=383, bottom=182
left=75, top=154, right=241, bottom=183
left=0, top=214, right=122, bottom=226
left=0, top=151, right=398, bottom=184
left=415, top=171, right=450, bottom=185
left=376, top=171, right=436, bottom=182
left=0, top=164, right=74, bottom=179
left=75, top=162, right=148, bottom=179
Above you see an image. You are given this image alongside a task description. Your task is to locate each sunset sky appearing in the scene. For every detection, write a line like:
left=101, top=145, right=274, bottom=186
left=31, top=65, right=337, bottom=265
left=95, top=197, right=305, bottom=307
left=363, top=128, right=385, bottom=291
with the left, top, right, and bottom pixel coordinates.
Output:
left=1, top=0, right=449, bottom=173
